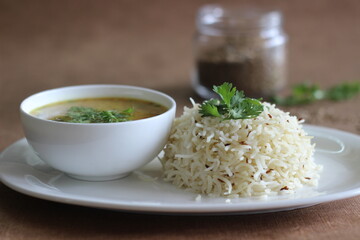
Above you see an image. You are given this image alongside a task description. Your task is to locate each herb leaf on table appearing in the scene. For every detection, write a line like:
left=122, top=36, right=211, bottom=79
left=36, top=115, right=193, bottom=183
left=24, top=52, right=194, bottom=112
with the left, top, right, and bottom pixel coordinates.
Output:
left=272, top=81, right=360, bottom=106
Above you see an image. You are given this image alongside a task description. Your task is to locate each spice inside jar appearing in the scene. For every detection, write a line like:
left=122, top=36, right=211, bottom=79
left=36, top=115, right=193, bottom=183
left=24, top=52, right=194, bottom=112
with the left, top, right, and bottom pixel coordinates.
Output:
left=193, top=5, right=287, bottom=99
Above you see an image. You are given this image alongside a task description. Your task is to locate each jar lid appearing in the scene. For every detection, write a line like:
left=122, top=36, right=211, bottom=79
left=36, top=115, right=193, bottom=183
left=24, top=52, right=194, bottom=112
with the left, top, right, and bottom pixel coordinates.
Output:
left=197, top=4, right=282, bottom=36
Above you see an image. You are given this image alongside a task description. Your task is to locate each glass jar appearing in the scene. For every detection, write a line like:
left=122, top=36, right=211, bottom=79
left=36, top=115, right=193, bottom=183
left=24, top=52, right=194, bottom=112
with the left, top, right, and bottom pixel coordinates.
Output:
left=192, top=5, right=287, bottom=99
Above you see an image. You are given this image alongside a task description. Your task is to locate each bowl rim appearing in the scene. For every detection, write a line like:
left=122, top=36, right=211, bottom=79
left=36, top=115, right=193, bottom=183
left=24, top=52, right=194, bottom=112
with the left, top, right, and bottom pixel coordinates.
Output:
left=20, top=84, right=176, bottom=126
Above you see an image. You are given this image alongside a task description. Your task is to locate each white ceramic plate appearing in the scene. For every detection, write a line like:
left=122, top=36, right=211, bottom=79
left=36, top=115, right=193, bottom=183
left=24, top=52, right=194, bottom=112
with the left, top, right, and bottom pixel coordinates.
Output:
left=1, top=125, right=360, bottom=215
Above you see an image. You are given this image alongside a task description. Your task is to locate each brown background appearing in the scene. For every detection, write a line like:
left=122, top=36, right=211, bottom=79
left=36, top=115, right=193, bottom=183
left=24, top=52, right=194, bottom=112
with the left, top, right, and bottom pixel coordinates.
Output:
left=1, top=0, right=360, bottom=239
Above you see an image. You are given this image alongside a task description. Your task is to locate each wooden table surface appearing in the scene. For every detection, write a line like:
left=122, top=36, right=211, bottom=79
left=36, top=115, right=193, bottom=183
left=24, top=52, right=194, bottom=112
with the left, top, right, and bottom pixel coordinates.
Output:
left=1, top=0, right=360, bottom=239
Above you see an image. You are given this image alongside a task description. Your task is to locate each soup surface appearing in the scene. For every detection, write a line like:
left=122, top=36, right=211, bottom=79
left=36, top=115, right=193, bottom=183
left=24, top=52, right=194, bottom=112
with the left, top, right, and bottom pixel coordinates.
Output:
left=31, top=97, right=168, bottom=123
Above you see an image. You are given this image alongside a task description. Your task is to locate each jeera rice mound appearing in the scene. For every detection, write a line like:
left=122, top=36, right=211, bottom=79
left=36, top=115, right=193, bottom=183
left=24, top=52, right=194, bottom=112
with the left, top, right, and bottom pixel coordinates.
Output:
left=160, top=83, right=322, bottom=198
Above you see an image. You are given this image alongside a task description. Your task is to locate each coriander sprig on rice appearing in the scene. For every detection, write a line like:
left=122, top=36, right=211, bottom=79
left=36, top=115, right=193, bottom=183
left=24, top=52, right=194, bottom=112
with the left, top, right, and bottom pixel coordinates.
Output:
left=199, top=82, right=264, bottom=120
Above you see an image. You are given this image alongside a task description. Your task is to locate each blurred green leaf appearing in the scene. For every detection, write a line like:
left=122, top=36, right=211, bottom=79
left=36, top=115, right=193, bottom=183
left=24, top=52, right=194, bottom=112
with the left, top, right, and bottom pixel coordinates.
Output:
left=272, top=81, right=360, bottom=106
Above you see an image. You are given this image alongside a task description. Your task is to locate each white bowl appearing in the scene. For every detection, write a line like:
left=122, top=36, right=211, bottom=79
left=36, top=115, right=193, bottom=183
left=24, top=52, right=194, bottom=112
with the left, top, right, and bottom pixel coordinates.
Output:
left=20, top=85, right=176, bottom=181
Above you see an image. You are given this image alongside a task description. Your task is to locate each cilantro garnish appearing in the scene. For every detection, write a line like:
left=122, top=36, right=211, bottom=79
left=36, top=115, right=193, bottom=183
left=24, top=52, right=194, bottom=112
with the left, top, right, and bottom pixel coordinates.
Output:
left=272, top=81, right=360, bottom=106
left=199, top=82, right=264, bottom=120
left=53, top=106, right=134, bottom=123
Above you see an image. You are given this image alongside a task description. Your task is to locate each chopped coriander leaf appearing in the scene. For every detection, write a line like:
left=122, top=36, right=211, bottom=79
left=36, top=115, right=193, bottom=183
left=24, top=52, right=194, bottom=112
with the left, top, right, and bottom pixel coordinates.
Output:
left=213, top=83, right=236, bottom=108
left=199, top=82, right=264, bottom=120
left=53, top=106, right=134, bottom=123
left=199, top=102, right=221, bottom=117
left=229, top=98, right=264, bottom=119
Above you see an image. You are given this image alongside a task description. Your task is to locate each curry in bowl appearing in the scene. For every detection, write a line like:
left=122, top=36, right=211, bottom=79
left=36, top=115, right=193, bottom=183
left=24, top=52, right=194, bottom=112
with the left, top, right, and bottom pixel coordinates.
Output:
left=30, top=97, right=168, bottom=123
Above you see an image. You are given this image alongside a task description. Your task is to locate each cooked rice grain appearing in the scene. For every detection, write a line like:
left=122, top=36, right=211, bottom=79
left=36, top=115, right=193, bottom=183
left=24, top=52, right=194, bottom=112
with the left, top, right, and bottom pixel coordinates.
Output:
left=160, top=101, right=322, bottom=197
